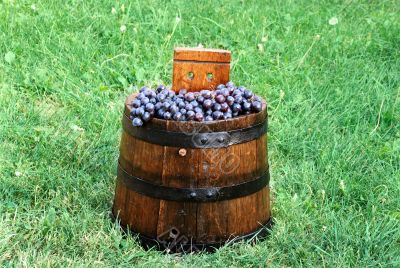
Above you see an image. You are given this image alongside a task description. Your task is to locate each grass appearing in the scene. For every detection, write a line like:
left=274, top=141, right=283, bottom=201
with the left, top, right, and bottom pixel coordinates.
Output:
left=0, top=0, right=399, bottom=266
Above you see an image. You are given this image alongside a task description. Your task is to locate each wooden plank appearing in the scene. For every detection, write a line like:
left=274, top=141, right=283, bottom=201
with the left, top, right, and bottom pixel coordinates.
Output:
left=172, top=48, right=231, bottom=92
left=174, top=47, right=231, bottom=63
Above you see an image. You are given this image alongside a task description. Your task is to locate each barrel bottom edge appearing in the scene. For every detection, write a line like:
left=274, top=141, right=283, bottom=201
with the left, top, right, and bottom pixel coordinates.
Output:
left=110, top=210, right=273, bottom=254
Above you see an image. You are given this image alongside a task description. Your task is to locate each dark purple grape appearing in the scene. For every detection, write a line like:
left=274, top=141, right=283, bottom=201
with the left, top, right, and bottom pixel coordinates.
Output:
left=226, top=96, right=235, bottom=106
left=173, top=112, right=182, bottom=121
left=243, top=90, right=254, bottom=99
left=163, top=112, right=172, bottom=120
left=130, top=109, right=136, bottom=118
left=213, top=103, right=221, bottom=111
left=205, top=109, right=213, bottom=116
left=185, top=92, right=195, bottom=102
left=216, top=84, right=225, bottom=90
left=180, top=108, right=187, bottom=115
left=145, top=103, right=155, bottom=112
left=185, top=103, right=193, bottom=111
left=132, top=99, right=141, bottom=108
left=169, top=104, right=179, bottom=114
left=149, top=97, right=157, bottom=104
left=156, top=85, right=166, bottom=93
left=178, top=101, right=186, bottom=109
left=137, top=93, right=145, bottom=100
left=205, top=115, right=214, bottom=121
left=157, top=109, right=165, bottom=118
left=203, top=99, right=212, bottom=109
left=254, top=96, right=262, bottom=102
left=190, top=100, right=199, bottom=107
left=186, top=110, right=195, bottom=120
left=220, top=102, right=229, bottom=112
left=232, top=103, right=241, bottom=113
left=232, top=89, right=242, bottom=96
left=157, top=93, right=166, bottom=102
left=167, top=90, right=175, bottom=98
left=221, top=88, right=230, bottom=97
left=163, top=102, right=171, bottom=110
left=140, top=86, right=149, bottom=93
left=226, top=81, right=235, bottom=88
left=179, top=89, right=187, bottom=96
left=141, top=97, right=149, bottom=105
left=197, top=96, right=205, bottom=103
left=194, top=112, right=204, bottom=122
left=242, top=101, right=251, bottom=111
left=234, top=95, right=243, bottom=104
left=132, top=117, right=143, bottom=127
left=232, top=111, right=239, bottom=117
left=137, top=107, right=145, bottom=116
left=251, top=101, right=262, bottom=112
left=202, top=90, right=212, bottom=99
left=142, top=112, right=151, bottom=122
left=155, top=102, right=162, bottom=110
left=215, top=94, right=225, bottom=104
left=194, top=107, right=203, bottom=114
left=224, top=112, right=232, bottom=119
left=212, top=111, right=223, bottom=120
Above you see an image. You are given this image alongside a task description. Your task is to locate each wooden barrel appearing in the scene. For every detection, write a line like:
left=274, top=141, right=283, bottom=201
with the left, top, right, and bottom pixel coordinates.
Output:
left=112, top=94, right=271, bottom=252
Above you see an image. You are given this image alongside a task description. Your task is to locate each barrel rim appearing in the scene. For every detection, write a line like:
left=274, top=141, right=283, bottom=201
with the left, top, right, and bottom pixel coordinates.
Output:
left=124, top=93, right=267, bottom=132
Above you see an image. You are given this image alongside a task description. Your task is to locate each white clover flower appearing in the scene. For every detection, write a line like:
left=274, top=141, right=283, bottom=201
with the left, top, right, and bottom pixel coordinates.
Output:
left=339, top=180, right=345, bottom=191
left=261, top=36, right=268, bottom=42
left=31, top=4, right=36, bottom=11
left=120, top=25, right=127, bottom=33
left=321, top=189, right=326, bottom=199
left=329, top=17, right=338, bottom=26
left=322, top=226, right=327, bottom=231
left=111, top=7, right=116, bottom=14
left=71, top=124, right=84, bottom=132
left=175, top=17, right=181, bottom=23
left=279, top=90, right=285, bottom=99
left=292, top=193, right=298, bottom=201
left=257, top=43, right=264, bottom=52
left=15, top=171, right=22, bottom=177
left=121, top=4, right=125, bottom=12
left=133, top=27, right=138, bottom=33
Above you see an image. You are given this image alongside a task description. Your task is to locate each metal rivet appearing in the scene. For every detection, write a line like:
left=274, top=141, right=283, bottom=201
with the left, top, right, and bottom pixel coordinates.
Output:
left=200, top=137, right=208, bottom=144
left=206, top=191, right=213, bottom=198
left=217, top=136, right=224, bottom=143
left=189, top=192, right=197, bottom=198
left=178, top=148, right=187, bottom=156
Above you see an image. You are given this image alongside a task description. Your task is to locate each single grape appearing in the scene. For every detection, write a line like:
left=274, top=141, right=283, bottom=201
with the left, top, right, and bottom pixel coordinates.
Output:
left=212, top=111, right=223, bottom=120
left=205, top=109, right=213, bottom=116
left=226, top=81, right=235, bottom=88
left=170, top=104, right=179, bottom=114
left=224, top=112, right=232, bottom=119
left=137, top=107, right=145, bottom=116
left=232, top=103, right=242, bottom=113
left=185, top=103, right=193, bottom=111
left=179, top=89, right=187, bottom=96
left=202, top=90, right=212, bottom=99
left=185, top=92, right=195, bottom=102
left=226, top=96, right=235, bottom=106
left=156, top=85, right=166, bottom=93
left=220, top=102, right=229, bottom=112
left=190, top=100, right=199, bottom=107
left=132, top=99, right=141, bottom=108
left=251, top=101, right=262, bottom=112
left=163, top=102, right=171, bottom=110
left=163, top=112, right=172, bottom=120
left=242, top=101, right=251, bottom=111
left=141, top=97, right=150, bottom=105
left=203, top=99, right=212, bottom=109
left=137, top=93, right=145, bottom=100
left=215, top=94, right=225, bottom=103
left=243, top=89, right=254, bottom=99
left=145, top=103, right=155, bottom=113
left=205, top=115, right=214, bottom=121
left=180, top=108, right=187, bottom=115
left=216, top=84, right=225, bottom=90
left=213, top=103, right=221, bottom=111
left=186, top=110, right=195, bottom=120
left=157, top=93, right=166, bottom=102
left=234, top=95, right=243, bottom=104
left=149, top=97, right=157, bottom=104
left=142, top=112, right=151, bottom=122
left=194, top=112, right=204, bottom=122
left=173, top=112, right=182, bottom=121
left=132, top=117, right=143, bottom=127
left=194, top=107, right=203, bottom=114
left=197, top=95, right=205, bottom=103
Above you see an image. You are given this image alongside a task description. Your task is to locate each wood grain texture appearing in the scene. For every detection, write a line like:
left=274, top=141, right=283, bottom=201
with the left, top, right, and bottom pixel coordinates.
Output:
left=172, top=48, right=231, bottom=92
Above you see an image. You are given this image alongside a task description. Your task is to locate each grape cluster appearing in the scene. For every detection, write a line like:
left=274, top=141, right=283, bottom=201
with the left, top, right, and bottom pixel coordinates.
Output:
left=130, top=82, right=263, bottom=127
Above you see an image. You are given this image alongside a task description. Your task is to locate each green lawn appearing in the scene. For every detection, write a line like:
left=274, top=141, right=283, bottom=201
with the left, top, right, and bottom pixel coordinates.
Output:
left=1, top=0, right=399, bottom=267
